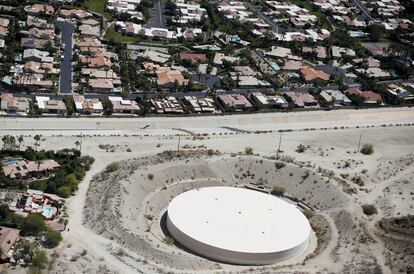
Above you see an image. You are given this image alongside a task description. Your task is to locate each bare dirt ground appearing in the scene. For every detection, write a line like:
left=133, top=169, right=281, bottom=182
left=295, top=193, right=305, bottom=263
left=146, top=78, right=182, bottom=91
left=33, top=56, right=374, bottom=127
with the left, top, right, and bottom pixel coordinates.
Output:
left=0, top=108, right=413, bottom=274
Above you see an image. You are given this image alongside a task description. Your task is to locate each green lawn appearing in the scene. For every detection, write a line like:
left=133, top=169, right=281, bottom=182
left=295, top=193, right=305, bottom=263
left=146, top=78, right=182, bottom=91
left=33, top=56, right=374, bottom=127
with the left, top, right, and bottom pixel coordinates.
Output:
left=104, top=26, right=140, bottom=43
left=82, top=0, right=113, bottom=19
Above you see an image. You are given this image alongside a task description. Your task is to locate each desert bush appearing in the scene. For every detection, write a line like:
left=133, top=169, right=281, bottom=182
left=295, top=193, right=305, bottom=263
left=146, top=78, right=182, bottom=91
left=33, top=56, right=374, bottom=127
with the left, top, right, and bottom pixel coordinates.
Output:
left=148, top=174, right=154, bottom=180
left=31, top=249, right=48, bottom=271
left=44, top=229, right=62, bottom=248
left=275, top=162, right=286, bottom=169
left=362, top=204, right=377, bottom=216
left=352, top=175, right=364, bottom=186
left=296, top=144, right=307, bottom=153
left=105, top=162, right=120, bottom=173
left=303, top=210, right=314, bottom=219
left=245, top=147, right=254, bottom=155
left=271, top=186, right=286, bottom=197
left=360, top=144, right=374, bottom=155
left=163, top=236, right=174, bottom=245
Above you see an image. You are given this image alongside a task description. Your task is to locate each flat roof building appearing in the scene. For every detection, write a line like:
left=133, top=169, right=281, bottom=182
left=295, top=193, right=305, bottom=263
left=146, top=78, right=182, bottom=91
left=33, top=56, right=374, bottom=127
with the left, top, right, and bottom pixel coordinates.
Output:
left=250, top=92, right=288, bottom=108
left=73, top=95, right=103, bottom=115
left=109, top=96, right=140, bottom=114
left=35, top=96, right=67, bottom=115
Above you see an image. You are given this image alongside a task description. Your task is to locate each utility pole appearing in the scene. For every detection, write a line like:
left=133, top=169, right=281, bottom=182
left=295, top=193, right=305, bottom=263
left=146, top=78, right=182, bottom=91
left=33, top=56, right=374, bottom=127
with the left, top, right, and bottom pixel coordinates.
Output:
left=276, top=134, right=282, bottom=159
left=177, top=135, right=181, bottom=152
left=356, top=134, right=362, bottom=153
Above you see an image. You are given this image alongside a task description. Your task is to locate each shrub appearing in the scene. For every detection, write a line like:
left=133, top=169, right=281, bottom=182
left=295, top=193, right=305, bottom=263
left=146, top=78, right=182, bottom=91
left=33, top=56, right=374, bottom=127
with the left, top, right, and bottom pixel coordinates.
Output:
left=163, top=236, right=174, bottom=245
left=271, top=186, right=286, bottom=197
left=275, top=162, right=286, bottom=169
left=360, top=143, right=374, bottom=155
left=296, top=144, right=307, bottom=153
left=13, top=240, right=35, bottom=264
left=56, top=186, right=71, bottom=198
left=21, top=214, right=47, bottom=236
left=105, top=162, right=120, bottom=173
left=352, top=175, right=364, bottom=186
left=303, top=210, right=314, bottom=219
left=148, top=174, right=154, bottom=180
left=65, top=174, right=80, bottom=192
left=44, top=229, right=62, bottom=248
left=362, top=204, right=377, bottom=216
left=31, top=249, right=48, bottom=269
left=245, top=147, right=254, bottom=155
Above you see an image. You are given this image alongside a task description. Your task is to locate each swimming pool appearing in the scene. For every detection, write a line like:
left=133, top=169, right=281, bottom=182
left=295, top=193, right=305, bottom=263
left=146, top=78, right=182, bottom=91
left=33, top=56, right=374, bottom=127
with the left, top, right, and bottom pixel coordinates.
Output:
left=42, top=207, right=54, bottom=219
left=2, top=159, right=19, bottom=165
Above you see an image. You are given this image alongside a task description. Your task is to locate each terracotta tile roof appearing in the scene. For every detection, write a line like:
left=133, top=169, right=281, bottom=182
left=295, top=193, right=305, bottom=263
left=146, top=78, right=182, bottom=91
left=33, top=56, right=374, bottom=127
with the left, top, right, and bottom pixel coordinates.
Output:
left=346, top=88, right=382, bottom=103
left=299, top=66, right=330, bottom=81
left=283, top=60, right=302, bottom=71
left=157, top=70, right=188, bottom=86
left=80, top=55, right=111, bottom=68
left=283, top=91, right=319, bottom=108
left=179, top=52, right=208, bottom=64
left=2, top=159, right=60, bottom=179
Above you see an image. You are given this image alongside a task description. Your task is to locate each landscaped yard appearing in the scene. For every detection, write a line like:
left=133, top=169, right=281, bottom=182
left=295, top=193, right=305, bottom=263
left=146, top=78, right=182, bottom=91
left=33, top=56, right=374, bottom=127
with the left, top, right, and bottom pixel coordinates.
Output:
left=82, top=0, right=113, bottom=19
left=104, top=26, right=140, bottom=43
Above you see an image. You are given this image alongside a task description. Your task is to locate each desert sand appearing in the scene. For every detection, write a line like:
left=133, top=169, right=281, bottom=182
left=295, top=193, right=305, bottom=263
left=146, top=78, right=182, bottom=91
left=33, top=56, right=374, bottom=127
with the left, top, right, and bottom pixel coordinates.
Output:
left=0, top=108, right=413, bottom=274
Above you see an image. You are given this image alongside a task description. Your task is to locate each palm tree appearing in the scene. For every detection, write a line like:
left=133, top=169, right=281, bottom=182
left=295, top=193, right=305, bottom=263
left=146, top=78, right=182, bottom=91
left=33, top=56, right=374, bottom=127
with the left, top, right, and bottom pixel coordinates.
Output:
left=34, top=135, right=41, bottom=151
left=9, top=136, right=16, bottom=151
left=2, top=135, right=10, bottom=150
left=18, top=135, right=24, bottom=151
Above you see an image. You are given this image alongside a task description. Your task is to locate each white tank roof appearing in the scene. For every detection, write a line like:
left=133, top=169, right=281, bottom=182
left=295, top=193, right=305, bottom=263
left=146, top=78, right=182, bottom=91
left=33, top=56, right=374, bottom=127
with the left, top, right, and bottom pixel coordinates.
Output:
left=167, top=187, right=311, bottom=258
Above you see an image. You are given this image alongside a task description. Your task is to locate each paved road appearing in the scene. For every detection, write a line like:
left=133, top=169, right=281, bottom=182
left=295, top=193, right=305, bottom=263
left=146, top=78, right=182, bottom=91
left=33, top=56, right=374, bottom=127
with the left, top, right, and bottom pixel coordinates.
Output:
left=1, top=108, right=413, bottom=134
left=245, top=3, right=284, bottom=34
left=145, top=0, right=165, bottom=28
left=352, top=0, right=373, bottom=21
left=56, top=21, right=75, bottom=94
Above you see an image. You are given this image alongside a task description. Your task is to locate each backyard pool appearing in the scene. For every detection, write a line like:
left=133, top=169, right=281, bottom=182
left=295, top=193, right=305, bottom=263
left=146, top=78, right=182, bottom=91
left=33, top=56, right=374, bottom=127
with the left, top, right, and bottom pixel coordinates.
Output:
left=42, top=207, right=55, bottom=219
left=2, top=159, right=19, bottom=165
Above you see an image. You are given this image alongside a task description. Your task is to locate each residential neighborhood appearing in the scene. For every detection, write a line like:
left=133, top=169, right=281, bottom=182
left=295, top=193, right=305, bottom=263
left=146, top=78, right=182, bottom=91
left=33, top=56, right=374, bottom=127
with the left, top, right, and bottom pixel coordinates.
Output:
left=0, top=0, right=412, bottom=119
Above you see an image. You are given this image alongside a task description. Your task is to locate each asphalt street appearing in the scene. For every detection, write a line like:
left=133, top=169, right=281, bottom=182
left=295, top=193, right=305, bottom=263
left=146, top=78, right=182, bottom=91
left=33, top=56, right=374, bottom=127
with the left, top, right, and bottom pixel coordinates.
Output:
left=352, top=0, right=373, bottom=21
left=56, top=21, right=75, bottom=94
left=145, top=0, right=165, bottom=28
left=245, top=3, right=285, bottom=34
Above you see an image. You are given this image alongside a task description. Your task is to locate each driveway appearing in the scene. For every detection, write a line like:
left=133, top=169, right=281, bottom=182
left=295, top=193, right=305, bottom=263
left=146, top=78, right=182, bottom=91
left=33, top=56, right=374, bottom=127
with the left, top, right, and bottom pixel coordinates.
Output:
left=56, top=21, right=75, bottom=94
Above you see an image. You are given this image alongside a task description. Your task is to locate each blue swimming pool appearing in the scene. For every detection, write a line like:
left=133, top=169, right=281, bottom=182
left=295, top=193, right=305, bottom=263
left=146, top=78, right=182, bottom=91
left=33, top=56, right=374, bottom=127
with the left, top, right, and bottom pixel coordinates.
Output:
left=2, top=159, right=18, bottom=165
left=42, top=207, right=54, bottom=219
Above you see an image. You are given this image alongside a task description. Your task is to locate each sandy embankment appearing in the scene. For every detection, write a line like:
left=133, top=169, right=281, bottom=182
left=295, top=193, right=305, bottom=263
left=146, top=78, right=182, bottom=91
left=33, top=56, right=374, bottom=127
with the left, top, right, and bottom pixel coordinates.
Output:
left=1, top=118, right=412, bottom=274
